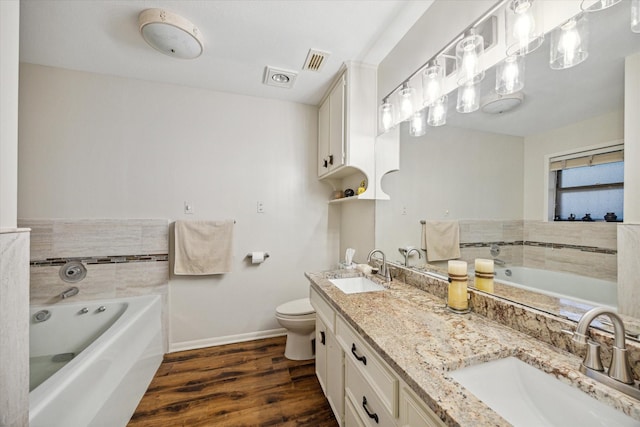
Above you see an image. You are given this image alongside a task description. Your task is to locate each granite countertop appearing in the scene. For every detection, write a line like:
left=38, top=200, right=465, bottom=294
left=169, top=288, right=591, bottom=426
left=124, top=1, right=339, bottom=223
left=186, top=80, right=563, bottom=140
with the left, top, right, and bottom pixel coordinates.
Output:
left=306, top=269, right=640, bottom=426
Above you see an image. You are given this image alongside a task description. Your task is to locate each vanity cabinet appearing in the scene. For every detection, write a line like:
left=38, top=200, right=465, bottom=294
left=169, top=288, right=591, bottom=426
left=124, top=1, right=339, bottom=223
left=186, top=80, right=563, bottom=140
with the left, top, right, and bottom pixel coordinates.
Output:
left=310, top=288, right=344, bottom=425
left=316, top=62, right=377, bottom=190
left=311, top=287, right=447, bottom=427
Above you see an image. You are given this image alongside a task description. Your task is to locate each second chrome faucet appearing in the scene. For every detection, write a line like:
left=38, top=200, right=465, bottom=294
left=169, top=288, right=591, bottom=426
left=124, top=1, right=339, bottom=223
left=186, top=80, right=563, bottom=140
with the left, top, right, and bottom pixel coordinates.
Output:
left=367, top=249, right=391, bottom=282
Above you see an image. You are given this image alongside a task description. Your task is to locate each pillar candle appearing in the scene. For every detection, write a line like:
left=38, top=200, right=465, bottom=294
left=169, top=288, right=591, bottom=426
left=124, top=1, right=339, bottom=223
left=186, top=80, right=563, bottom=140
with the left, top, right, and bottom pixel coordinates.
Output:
left=474, top=258, right=494, bottom=293
left=448, top=260, right=468, bottom=311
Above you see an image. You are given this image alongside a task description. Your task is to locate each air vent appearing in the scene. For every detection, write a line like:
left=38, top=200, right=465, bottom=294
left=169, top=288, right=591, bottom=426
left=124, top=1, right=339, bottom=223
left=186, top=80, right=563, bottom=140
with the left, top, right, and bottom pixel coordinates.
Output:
left=303, top=49, right=330, bottom=72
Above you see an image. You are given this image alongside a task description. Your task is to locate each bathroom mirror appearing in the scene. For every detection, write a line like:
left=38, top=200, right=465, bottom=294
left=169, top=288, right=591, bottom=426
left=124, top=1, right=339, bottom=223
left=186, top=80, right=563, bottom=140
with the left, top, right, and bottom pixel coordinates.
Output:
left=375, top=2, right=639, bottom=319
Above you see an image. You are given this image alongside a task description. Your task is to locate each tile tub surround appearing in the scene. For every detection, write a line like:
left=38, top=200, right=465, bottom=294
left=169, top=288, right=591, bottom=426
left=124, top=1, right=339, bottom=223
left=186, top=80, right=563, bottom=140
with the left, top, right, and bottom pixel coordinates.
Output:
left=306, top=270, right=640, bottom=426
left=19, top=218, right=170, bottom=345
left=0, top=229, right=30, bottom=427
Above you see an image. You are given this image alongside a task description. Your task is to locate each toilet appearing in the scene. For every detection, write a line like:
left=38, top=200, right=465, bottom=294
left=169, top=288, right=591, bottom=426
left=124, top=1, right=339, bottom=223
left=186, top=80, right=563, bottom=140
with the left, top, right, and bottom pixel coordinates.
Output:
left=275, top=298, right=316, bottom=360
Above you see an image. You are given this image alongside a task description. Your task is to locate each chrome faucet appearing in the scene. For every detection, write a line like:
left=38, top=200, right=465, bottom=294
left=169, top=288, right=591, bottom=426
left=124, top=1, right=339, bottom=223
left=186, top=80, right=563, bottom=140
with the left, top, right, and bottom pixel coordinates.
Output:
left=367, top=249, right=391, bottom=282
left=570, top=306, right=639, bottom=399
left=404, top=248, right=422, bottom=267
left=493, top=258, right=506, bottom=266
left=60, top=286, right=79, bottom=299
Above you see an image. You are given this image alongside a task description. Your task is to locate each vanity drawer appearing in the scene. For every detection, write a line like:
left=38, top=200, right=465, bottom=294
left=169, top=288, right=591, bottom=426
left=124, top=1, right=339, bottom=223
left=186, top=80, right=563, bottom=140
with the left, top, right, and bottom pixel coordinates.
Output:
left=336, top=315, right=398, bottom=417
left=310, top=287, right=335, bottom=332
left=345, top=357, right=395, bottom=427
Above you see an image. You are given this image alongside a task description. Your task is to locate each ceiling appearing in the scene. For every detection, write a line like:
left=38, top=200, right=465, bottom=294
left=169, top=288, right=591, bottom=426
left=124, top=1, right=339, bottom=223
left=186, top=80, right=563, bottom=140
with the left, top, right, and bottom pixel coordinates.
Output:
left=19, top=0, right=433, bottom=105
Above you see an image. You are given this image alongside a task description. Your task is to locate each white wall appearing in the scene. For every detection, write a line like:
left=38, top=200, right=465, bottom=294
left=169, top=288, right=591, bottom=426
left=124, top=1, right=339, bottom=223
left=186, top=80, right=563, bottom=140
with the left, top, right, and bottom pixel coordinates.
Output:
left=375, top=124, right=524, bottom=259
left=0, top=0, right=19, bottom=229
left=522, top=110, right=624, bottom=220
left=18, top=64, right=339, bottom=350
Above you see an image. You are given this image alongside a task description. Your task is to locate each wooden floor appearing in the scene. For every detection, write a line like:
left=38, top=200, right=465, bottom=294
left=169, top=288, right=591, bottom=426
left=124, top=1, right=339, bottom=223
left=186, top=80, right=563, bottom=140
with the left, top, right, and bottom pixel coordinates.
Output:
left=128, top=336, right=338, bottom=427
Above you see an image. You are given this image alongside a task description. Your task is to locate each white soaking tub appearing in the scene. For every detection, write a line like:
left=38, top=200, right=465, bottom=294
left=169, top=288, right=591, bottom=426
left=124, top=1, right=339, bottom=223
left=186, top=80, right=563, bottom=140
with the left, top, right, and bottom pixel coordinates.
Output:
left=29, top=294, right=164, bottom=427
left=494, top=266, right=617, bottom=308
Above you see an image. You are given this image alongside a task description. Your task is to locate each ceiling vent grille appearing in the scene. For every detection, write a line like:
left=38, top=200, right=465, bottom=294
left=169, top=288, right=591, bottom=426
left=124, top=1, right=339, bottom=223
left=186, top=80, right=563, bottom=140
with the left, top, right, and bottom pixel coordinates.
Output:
left=303, top=49, right=330, bottom=72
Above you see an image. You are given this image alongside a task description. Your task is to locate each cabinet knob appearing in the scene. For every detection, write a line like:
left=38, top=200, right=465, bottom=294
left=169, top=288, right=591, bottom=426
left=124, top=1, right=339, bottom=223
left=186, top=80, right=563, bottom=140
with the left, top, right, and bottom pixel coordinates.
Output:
left=328, top=154, right=334, bottom=165
left=320, top=330, right=326, bottom=345
left=362, top=396, right=379, bottom=424
left=323, top=158, right=328, bottom=168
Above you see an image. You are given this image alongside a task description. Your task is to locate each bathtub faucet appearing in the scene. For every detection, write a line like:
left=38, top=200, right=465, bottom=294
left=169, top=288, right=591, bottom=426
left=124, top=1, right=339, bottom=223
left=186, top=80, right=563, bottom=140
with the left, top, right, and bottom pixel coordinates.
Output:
left=60, top=286, right=79, bottom=299
left=493, top=258, right=506, bottom=266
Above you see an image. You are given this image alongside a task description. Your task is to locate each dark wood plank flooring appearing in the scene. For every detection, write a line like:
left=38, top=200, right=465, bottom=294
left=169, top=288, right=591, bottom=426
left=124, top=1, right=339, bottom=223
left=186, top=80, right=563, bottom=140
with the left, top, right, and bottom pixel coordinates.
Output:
left=128, top=336, right=338, bottom=427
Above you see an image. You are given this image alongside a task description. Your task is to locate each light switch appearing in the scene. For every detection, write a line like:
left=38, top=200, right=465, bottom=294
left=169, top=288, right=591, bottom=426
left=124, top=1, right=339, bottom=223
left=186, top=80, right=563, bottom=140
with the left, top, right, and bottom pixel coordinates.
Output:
left=184, top=202, right=194, bottom=214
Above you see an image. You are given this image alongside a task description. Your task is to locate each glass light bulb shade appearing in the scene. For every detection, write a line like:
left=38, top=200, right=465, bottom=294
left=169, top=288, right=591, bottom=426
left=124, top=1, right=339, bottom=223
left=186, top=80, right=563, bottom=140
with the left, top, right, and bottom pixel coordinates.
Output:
left=580, top=0, right=621, bottom=12
left=456, top=82, right=481, bottom=113
left=422, top=62, right=444, bottom=107
left=378, top=101, right=396, bottom=133
left=632, top=0, right=640, bottom=33
left=398, top=85, right=418, bottom=122
left=505, top=0, right=544, bottom=56
left=456, top=33, right=485, bottom=86
left=427, top=95, right=448, bottom=127
left=550, top=14, right=589, bottom=70
left=496, top=55, right=525, bottom=95
left=409, top=109, right=427, bottom=137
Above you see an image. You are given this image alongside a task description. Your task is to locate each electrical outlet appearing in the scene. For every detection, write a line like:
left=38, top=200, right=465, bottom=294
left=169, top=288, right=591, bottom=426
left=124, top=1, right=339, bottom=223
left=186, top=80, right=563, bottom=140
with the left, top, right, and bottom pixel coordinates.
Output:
left=184, top=202, right=194, bottom=214
left=257, top=201, right=265, bottom=213
left=401, top=206, right=407, bottom=215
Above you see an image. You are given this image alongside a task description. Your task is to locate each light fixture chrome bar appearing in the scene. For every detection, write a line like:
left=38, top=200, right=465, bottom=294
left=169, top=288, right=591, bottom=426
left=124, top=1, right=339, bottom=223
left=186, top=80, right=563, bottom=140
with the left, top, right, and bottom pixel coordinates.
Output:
left=381, top=0, right=508, bottom=102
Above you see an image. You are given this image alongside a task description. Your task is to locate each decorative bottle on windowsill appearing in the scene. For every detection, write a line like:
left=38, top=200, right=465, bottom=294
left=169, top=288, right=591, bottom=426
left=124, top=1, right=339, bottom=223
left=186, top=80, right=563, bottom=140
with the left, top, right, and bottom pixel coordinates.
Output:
left=582, top=213, right=593, bottom=222
left=604, top=212, right=618, bottom=222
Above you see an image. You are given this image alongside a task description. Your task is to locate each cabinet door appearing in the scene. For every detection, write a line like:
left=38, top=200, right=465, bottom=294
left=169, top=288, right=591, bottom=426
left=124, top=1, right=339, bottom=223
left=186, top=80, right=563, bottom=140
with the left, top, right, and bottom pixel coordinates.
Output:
left=399, top=386, right=447, bottom=427
left=318, top=98, right=330, bottom=176
left=326, top=330, right=344, bottom=425
left=328, top=75, right=346, bottom=171
left=316, top=316, right=328, bottom=393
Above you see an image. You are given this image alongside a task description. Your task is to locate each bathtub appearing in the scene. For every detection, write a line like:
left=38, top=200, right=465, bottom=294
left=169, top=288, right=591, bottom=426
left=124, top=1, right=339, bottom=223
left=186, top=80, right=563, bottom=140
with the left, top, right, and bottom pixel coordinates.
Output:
left=494, top=267, right=617, bottom=308
left=29, top=294, right=164, bottom=427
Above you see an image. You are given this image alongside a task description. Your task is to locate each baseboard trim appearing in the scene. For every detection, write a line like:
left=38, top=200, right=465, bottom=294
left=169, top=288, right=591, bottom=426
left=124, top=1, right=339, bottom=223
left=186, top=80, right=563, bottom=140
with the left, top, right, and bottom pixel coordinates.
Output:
left=168, top=328, right=287, bottom=353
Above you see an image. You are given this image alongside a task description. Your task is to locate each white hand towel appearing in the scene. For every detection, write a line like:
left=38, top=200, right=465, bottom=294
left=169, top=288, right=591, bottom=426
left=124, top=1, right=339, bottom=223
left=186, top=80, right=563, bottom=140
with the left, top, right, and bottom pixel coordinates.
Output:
left=421, top=220, right=461, bottom=262
left=174, top=220, right=234, bottom=275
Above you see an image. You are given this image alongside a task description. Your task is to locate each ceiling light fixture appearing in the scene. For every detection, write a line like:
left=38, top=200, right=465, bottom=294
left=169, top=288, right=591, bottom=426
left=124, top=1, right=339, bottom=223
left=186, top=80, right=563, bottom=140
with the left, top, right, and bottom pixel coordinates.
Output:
left=263, top=66, right=297, bottom=89
left=427, top=95, right=448, bottom=127
left=456, top=29, right=485, bottom=86
left=378, top=98, right=396, bottom=133
left=138, top=9, right=203, bottom=59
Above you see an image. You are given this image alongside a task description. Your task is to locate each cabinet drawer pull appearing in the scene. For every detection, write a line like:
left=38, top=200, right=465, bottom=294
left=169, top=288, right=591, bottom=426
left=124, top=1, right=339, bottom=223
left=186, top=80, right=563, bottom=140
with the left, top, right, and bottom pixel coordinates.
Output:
left=328, top=154, right=334, bottom=165
left=323, top=158, right=328, bottom=168
left=320, top=330, right=326, bottom=345
left=351, top=343, right=367, bottom=365
left=362, top=396, right=379, bottom=424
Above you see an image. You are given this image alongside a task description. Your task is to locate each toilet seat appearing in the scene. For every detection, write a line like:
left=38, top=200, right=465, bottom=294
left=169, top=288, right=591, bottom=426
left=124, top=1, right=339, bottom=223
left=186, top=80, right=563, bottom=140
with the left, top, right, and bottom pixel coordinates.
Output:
left=276, top=298, right=315, bottom=316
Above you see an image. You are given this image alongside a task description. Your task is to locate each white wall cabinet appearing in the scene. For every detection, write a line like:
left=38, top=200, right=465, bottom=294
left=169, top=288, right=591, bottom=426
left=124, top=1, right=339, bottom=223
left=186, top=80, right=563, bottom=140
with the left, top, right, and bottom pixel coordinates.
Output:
left=311, top=287, right=446, bottom=427
left=317, top=62, right=385, bottom=201
left=318, top=74, right=346, bottom=177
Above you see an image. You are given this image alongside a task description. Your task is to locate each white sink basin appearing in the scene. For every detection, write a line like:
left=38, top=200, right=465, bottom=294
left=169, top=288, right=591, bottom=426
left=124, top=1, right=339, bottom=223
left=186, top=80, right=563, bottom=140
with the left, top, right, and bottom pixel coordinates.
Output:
left=450, top=357, right=639, bottom=426
left=328, top=277, right=385, bottom=294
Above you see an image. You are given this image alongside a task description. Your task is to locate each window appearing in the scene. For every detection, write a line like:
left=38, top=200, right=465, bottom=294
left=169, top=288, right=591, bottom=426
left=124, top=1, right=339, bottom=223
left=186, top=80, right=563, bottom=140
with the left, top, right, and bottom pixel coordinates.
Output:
left=549, top=145, right=624, bottom=222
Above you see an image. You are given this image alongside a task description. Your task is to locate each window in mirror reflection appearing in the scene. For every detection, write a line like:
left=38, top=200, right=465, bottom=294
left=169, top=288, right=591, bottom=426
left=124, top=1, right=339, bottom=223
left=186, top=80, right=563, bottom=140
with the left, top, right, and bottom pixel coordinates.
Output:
left=553, top=155, right=623, bottom=222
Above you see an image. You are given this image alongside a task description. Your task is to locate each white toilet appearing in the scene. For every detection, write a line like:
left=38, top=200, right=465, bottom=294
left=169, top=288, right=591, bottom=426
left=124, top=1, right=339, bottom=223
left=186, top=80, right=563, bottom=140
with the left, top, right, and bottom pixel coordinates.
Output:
left=275, top=298, right=316, bottom=360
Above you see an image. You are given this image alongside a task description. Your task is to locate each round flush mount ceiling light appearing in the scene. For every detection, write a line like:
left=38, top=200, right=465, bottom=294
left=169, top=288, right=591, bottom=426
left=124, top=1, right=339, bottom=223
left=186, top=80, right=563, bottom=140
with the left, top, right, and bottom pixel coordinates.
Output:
left=138, top=8, right=203, bottom=59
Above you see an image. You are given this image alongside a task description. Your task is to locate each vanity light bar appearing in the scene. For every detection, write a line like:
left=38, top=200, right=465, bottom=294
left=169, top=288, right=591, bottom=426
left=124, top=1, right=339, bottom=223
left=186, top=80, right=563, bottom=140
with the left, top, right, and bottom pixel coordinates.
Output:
left=380, top=0, right=507, bottom=103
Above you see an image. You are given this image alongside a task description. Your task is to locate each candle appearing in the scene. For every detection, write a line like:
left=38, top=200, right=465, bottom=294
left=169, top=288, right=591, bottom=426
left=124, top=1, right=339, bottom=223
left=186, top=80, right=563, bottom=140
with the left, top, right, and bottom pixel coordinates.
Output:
left=448, top=260, right=468, bottom=311
left=448, top=260, right=468, bottom=276
left=474, top=258, right=494, bottom=293
left=474, top=258, right=494, bottom=274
